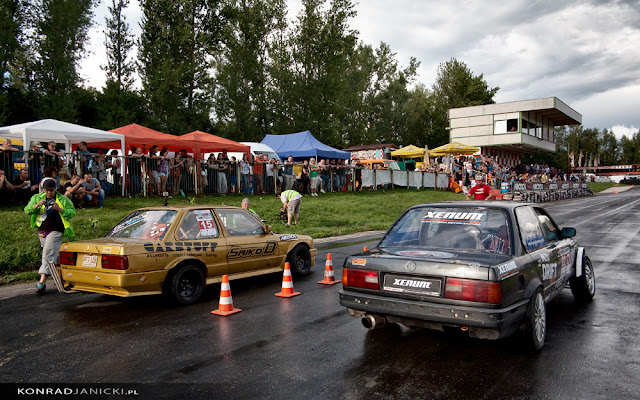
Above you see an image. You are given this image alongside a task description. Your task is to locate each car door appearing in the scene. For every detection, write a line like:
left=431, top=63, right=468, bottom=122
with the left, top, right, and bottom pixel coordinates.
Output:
left=533, top=207, right=576, bottom=292
left=514, top=206, right=557, bottom=299
left=216, top=208, right=281, bottom=275
left=174, top=209, right=228, bottom=278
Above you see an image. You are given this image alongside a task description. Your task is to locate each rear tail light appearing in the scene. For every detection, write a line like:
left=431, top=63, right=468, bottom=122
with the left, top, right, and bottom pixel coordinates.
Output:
left=445, top=278, right=502, bottom=303
left=101, top=255, right=129, bottom=270
left=343, top=268, right=379, bottom=290
left=59, top=251, right=76, bottom=266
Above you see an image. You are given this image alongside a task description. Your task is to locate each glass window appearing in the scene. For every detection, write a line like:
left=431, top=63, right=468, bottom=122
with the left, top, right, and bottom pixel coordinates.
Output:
left=379, top=207, right=510, bottom=254
left=217, top=209, right=265, bottom=236
left=105, top=210, right=177, bottom=240
left=178, top=209, right=219, bottom=240
left=494, top=120, right=507, bottom=134
left=515, top=206, right=546, bottom=251
left=534, top=208, right=560, bottom=243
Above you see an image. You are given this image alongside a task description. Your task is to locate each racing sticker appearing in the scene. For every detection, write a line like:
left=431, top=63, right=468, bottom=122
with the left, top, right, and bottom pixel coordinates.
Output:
left=194, top=210, right=218, bottom=237
left=496, top=261, right=518, bottom=280
left=542, top=263, right=557, bottom=282
left=383, top=274, right=442, bottom=296
left=227, top=242, right=277, bottom=259
left=351, top=258, right=367, bottom=266
left=422, top=210, right=485, bottom=225
left=279, top=234, right=298, bottom=241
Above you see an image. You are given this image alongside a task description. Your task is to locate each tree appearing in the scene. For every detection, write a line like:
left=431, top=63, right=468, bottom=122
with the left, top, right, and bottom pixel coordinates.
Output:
left=138, top=0, right=223, bottom=133
left=0, top=0, right=27, bottom=124
left=30, top=0, right=97, bottom=121
left=97, top=0, right=140, bottom=129
left=431, top=58, right=499, bottom=146
left=214, top=0, right=287, bottom=141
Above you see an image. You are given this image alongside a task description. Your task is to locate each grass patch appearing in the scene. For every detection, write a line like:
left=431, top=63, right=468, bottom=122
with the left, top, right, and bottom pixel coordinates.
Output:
left=0, top=270, right=39, bottom=285
left=587, top=182, right=629, bottom=193
left=0, top=189, right=463, bottom=278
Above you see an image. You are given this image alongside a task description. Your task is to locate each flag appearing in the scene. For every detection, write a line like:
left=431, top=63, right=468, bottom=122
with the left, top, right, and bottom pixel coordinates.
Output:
left=569, top=152, right=575, bottom=168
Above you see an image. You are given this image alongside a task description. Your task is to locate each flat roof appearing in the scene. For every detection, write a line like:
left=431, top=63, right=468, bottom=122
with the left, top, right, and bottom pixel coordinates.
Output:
left=448, top=97, right=582, bottom=126
left=343, top=143, right=398, bottom=152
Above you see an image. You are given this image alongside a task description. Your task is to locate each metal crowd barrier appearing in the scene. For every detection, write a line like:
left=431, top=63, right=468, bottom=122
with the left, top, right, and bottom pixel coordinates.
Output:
left=505, top=182, right=592, bottom=203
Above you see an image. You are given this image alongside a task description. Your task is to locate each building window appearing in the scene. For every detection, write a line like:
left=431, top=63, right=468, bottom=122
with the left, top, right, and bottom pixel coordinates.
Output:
left=494, top=119, right=518, bottom=134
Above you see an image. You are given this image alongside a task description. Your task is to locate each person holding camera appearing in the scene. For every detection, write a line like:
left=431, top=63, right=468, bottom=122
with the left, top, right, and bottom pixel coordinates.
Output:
left=24, top=178, right=76, bottom=293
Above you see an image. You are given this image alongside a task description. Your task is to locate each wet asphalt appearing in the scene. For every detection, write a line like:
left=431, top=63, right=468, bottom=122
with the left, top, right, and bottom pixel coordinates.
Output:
left=0, top=190, right=639, bottom=399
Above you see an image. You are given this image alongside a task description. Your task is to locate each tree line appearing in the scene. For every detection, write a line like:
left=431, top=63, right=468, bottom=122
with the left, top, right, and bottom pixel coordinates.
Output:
left=1, top=0, right=637, bottom=168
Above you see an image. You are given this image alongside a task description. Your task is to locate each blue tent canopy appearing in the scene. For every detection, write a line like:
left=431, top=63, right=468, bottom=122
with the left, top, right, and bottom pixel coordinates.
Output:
left=261, top=131, right=350, bottom=160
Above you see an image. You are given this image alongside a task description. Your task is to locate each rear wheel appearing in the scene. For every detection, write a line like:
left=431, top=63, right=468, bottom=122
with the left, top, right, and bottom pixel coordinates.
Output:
left=569, top=257, right=596, bottom=303
left=163, top=264, right=205, bottom=305
left=524, top=288, right=546, bottom=352
left=287, top=245, right=312, bottom=276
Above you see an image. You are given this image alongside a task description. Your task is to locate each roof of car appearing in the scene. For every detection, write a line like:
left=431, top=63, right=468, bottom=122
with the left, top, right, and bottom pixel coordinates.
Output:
left=137, top=205, right=243, bottom=211
left=415, top=201, right=534, bottom=211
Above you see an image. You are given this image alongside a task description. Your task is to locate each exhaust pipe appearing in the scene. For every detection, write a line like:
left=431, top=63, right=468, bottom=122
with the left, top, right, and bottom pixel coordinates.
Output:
left=362, top=314, right=387, bottom=330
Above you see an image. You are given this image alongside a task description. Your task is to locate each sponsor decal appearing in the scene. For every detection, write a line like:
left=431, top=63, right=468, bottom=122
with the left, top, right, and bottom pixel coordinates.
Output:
left=532, top=183, right=544, bottom=190
left=525, top=235, right=545, bottom=251
left=383, top=274, right=442, bottom=296
left=542, top=263, right=557, bottom=281
left=351, top=258, right=367, bottom=266
left=497, top=261, right=518, bottom=279
left=194, top=210, right=218, bottom=237
left=539, top=252, right=550, bottom=262
left=548, top=183, right=558, bottom=190
left=513, top=183, right=527, bottom=191
left=227, top=242, right=277, bottom=259
left=143, top=242, right=217, bottom=253
left=422, top=211, right=485, bottom=225
left=62, top=244, right=68, bottom=250
left=279, top=234, right=298, bottom=241
left=139, top=274, right=147, bottom=284
left=103, top=247, right=112, bottom=252
left=396, top=250, right=455, bottom=258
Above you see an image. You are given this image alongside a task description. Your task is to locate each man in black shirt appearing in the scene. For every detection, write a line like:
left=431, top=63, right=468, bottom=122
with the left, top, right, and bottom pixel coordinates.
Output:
left=12, top=168, right=38, bottom=205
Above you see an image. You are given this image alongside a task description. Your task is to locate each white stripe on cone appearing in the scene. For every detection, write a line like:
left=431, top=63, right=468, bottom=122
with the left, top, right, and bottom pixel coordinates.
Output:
left=221, top=282, right=230, bottom=290
left=282, top=281, right=293, bottom=289
left=220, top=296, right=233, bottom=305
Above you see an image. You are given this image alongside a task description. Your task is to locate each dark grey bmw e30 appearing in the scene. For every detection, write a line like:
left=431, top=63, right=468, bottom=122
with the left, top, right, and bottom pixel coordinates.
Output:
left=338, top=201, right=595, bottom=351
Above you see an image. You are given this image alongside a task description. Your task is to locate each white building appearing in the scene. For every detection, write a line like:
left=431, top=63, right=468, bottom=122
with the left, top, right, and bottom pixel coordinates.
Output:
left=448, top=97, right=582, bottom=166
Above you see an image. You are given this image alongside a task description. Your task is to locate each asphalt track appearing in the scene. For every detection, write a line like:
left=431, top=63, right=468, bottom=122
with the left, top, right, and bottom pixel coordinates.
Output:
left=0, top=189, right=639, bottom=399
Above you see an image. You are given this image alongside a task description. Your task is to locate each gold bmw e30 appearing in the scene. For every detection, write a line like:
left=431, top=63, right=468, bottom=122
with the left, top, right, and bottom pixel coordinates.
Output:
left=57, top=205, right=316, bottom=304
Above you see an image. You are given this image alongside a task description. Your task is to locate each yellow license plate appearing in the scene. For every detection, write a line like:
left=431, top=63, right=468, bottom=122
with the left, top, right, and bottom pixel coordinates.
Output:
left=82, top=255, right=98, bottom=268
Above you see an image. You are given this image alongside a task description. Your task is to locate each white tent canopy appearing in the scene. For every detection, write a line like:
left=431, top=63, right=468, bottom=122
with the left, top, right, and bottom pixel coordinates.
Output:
left=0, top=119, right=126, bottom=194
left=0, top=119, right=125, bottom=154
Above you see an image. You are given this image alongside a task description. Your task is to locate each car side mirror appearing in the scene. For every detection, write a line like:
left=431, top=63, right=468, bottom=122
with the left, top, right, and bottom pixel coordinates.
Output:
left=561, top=227, right=576, bottom=238
left=263, top=225, right=272, bottom=234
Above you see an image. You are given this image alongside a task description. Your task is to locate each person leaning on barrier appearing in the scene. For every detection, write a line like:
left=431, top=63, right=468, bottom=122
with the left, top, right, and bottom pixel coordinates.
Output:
left=25, top=178, right=75, bottom=294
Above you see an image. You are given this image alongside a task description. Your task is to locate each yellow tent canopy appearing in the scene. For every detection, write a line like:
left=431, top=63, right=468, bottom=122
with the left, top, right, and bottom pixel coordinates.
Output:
left=429, top=142, right=480, bottom=156
left=390, top=145, right=425, bottom=158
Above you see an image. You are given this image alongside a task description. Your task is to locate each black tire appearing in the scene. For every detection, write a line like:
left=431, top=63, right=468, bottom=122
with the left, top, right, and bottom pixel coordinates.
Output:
left=569, top=256, right=596, bottom=303
left=287, top=245, right=312, bottom=276
left=524, top=288, right=546, bottom=352
left=163, top=264, right=205, bottom=305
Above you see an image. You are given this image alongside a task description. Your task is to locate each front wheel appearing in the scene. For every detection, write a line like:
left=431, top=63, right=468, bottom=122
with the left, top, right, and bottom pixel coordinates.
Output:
left=287, top=245, right=312, bottom=276
left=163, top=265, right=205, bottom=305
left=524, top=288, right=546, bottom=352
left=569, top=256, right=596, bottom=303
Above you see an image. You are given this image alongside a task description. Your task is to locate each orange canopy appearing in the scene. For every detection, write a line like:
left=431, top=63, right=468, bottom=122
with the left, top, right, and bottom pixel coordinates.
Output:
left=109, top=124, right=192, bottom=153
left=182, top=131, right=250, bottom=159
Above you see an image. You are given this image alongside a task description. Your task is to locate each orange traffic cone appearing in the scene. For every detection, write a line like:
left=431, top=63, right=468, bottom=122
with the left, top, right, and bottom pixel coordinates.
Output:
left=363, top=246, right=368, bottom=251
left=318, top=253, right=340, bottom=285
left=211, top=275, right=242, bottom=316
left=275, top=262, right=301, bottom=297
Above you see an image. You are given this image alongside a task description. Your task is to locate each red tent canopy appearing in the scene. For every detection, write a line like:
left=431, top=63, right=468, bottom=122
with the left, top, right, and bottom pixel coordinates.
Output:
left=109, top=124, right=193, bottom=153
left=182, top=131, right=250, bottom=159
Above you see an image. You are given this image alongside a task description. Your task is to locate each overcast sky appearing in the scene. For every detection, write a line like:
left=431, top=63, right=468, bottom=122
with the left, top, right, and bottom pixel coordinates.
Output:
left=81, top=0, right=639, bottom=139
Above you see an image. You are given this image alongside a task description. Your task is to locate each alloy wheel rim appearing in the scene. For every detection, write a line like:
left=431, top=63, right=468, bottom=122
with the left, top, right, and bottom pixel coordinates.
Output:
left=534, top=293, right=546, bottom=343
left=585, top=263, right=595, bottom=294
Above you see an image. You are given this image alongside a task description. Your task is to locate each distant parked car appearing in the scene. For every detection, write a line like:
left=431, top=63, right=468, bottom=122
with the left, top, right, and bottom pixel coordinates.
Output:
left=339, top=201, right=595, bottom=351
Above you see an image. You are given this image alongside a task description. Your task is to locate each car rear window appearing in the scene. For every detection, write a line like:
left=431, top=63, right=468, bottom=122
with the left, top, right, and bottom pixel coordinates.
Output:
left=105, top=210, right=178, bottom=240
left=379, top=207, right=510, bottom=254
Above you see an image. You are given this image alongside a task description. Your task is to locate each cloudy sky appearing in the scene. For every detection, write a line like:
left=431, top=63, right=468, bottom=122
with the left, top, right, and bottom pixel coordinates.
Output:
left=82, top=0, right=639, bottom=139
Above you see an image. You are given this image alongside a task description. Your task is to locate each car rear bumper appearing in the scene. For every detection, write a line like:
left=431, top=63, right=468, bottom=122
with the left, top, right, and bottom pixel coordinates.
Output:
left=60, top=267, right=167, bottom=297
left=339, top=289, right=528, bottom=339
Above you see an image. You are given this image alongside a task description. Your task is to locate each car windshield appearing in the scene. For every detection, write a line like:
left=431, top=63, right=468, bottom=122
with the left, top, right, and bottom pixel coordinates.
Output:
left=105, top=210, right=178, bottom=240
left=379, top=207, right=511, bottom=254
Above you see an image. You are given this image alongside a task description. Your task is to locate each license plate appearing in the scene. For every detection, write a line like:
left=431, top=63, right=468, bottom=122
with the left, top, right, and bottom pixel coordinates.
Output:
left=383, top=274, right=442, bottom=297
left=82, top=255, right=98, bottom=268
